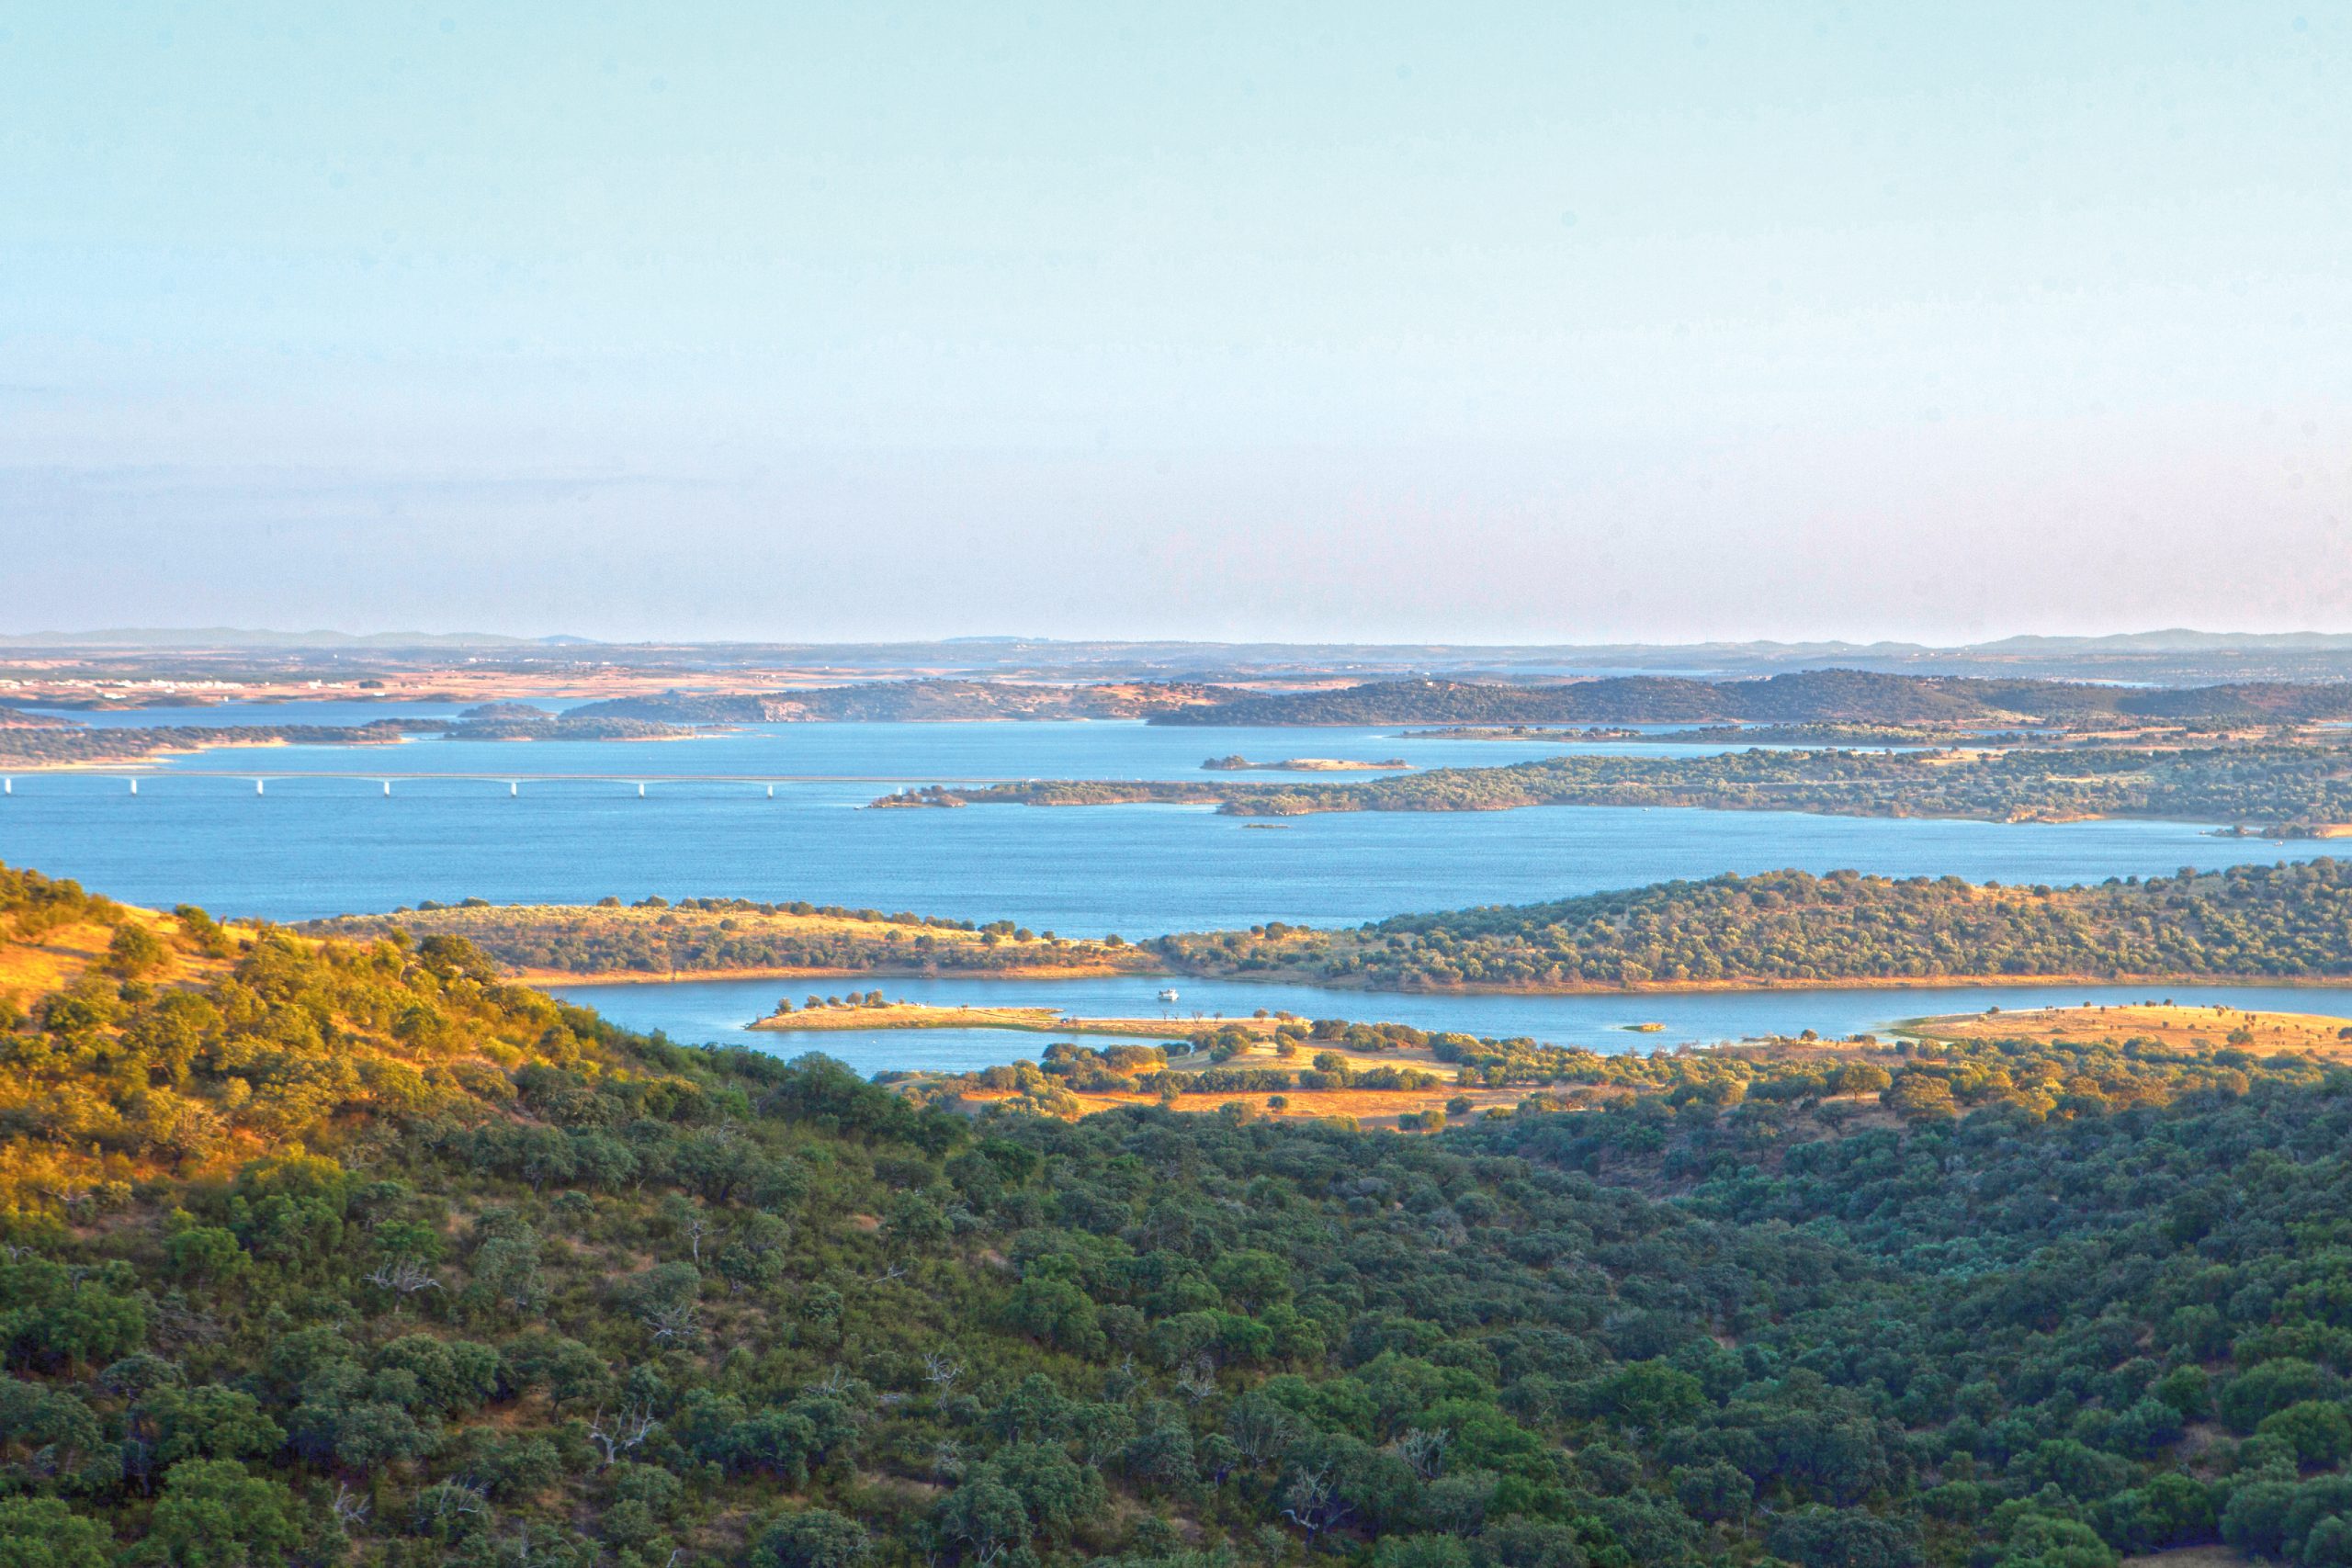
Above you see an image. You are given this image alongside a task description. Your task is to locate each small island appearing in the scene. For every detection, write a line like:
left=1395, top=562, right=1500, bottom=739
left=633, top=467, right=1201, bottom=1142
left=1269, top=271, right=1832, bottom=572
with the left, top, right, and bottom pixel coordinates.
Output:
left=437, top=705, right=700, bottom=741
left=1200, top=754, right=1410, bottom=771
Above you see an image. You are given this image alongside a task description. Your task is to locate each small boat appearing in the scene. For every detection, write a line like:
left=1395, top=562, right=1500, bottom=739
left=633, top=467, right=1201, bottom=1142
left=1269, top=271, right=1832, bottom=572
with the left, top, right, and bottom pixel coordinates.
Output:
left=1158, top=988, right=1180, bottom=1004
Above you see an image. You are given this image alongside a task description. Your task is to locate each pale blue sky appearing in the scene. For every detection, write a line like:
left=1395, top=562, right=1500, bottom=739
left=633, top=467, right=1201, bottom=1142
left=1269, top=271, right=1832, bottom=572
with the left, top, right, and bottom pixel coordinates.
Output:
left=3, top=2, right=2347, bottom=641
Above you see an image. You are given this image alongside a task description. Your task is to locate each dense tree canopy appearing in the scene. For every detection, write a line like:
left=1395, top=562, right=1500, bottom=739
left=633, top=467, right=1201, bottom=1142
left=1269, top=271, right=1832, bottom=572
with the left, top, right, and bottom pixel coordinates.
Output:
left=1159, top=862, right=2352, bottom=989
left=10, top=859, right=2352, bottom=1568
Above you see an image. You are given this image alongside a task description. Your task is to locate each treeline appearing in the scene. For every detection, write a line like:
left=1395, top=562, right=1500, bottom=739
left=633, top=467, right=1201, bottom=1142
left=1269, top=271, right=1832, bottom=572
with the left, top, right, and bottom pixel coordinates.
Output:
left=439, top=715, right=695, bottom=741
left=304, top=897, right=1159, bottom=977
left=900, top=743, right=2352, bottom=827
left=22, top=859, right=2352, bottom=1567
left=1156, top=862, right=2352, bottom=989
left=1149, top=670, right=2352, bottom=727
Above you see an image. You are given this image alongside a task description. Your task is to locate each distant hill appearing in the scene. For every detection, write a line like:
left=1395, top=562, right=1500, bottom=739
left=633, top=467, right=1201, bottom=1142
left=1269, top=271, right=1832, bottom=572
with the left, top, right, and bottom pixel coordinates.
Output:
left=0, top=626, right=578, bottom=648
left=571, top=680, right=1231, bottom=723
left=1148, top=670, right=2352, bottom=726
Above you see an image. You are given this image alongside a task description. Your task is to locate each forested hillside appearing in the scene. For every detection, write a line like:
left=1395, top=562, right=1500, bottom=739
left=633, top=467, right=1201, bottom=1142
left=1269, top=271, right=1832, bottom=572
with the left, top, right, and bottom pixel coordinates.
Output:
left=17, top=859, right=2352, bottom=1568
left=1157, top=862, right=2352, bottom=989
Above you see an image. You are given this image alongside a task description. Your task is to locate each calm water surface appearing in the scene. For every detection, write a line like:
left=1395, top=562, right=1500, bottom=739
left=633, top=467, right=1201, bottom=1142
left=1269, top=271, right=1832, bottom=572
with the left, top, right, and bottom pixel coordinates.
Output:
left=0, top=723, right=2323, bottom=935
left=550, top=973, right=2352, bottom=1074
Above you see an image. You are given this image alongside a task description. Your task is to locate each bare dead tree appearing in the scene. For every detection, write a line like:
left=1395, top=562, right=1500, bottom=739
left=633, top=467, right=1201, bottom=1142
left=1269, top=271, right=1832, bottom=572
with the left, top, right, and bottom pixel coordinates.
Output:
left=1390, top=1426, right=1449, bottom=1481
left=412, top=1480, right=488, bottom=1532
left=587, top=1403, right=659, bottom=1467
left=922, top=1350, right=963, bottom=1394
left=1279, top=1463, right=1355, bottom=1541
left=1174, top=1355, right=1220, bottom=1404
left=366, top=1258, right=442, bottom=1296
left=642, top=1300, right=699, bottom=1346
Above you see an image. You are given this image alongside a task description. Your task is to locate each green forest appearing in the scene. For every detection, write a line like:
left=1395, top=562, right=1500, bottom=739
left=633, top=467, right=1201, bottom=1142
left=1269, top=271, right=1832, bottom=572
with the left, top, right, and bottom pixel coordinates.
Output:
left=1155, top=862, right=2352, bottom=989
left=891, top=744, right=2352, bottom=829
left=19, top=858, right=2352, bottom=1568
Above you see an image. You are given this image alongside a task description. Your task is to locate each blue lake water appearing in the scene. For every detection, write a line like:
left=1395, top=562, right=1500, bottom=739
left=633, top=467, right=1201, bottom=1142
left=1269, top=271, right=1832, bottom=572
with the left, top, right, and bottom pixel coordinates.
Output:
left=0, top=722, right=2324, bottom=935
left=550, top=973, right=2352, bottom=1074
left=4, top=719, right=2340, bottom=1066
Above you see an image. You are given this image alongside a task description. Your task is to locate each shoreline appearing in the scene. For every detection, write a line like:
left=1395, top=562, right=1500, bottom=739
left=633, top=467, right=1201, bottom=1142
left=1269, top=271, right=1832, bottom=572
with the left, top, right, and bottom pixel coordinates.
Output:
left=742, top=988, right=2352, bottom=1044
left=1182, top=968, right=2352, bottom=997
left=748, top=1003, right=1230, bottom=1037
left=520, top=963, right=2352, bottom=997
left=526, top=961, right=1161, bottom=987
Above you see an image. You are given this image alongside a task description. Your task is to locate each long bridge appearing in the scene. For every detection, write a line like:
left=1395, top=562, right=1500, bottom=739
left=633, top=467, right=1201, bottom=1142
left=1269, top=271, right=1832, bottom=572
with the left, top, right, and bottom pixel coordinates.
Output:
left=0, top=772, right=1034, bottom=795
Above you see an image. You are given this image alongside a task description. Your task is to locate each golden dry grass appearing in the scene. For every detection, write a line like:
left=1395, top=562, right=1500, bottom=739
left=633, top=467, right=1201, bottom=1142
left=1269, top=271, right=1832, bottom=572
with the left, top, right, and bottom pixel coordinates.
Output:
left=952, top=1031, right=1518, bottom=1129
left=753, top=1001, right=1286, bottom=1038
left=0, top=907, right=242, bottom=1012
left=959, top=1082, right=1522, bottom=1131
left=757, top=1003, right=1078, bottom=1033
left=1908, top=1001, right=2352, bottom=1056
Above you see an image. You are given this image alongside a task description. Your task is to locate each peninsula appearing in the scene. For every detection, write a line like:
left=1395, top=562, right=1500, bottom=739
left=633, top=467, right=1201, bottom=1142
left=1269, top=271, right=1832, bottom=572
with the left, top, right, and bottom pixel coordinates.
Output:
left=301, top=897, right=1161, bottom=982
left=0, top=713, right=694, bottom=768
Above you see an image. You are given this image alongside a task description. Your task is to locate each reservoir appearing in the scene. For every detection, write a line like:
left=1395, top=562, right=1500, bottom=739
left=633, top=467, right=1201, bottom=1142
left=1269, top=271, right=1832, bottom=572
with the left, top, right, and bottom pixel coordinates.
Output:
left=0, top=722, right=2329, bottom=935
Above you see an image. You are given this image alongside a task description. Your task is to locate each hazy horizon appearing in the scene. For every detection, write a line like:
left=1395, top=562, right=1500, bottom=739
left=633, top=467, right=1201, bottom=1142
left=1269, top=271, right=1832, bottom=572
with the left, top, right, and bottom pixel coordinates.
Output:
left=19, top=625, right=2352, bottom=658
left=6, top=3, right=2347, bottom=641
